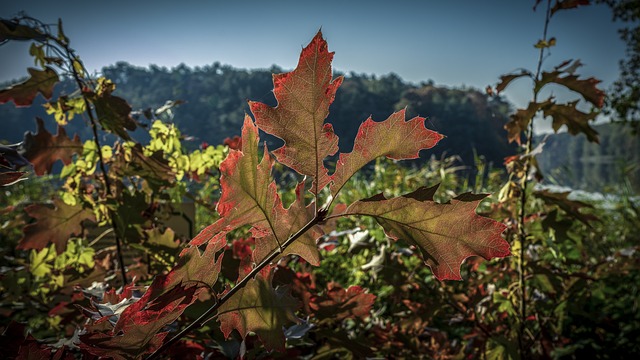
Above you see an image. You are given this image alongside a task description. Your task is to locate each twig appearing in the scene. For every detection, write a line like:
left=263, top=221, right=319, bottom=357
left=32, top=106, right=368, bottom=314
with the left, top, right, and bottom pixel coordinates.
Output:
left=145, top=208, right=327, bottom=360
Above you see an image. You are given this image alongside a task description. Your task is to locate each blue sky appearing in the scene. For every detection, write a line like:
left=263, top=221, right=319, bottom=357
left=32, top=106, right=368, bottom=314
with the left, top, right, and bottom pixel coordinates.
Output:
left=0, top=1, right=625, bottom=132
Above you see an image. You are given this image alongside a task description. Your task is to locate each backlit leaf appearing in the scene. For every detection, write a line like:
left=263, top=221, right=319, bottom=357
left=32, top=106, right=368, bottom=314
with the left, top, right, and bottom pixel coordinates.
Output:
left=550, top=0, right=590, bottom=16
left=80, top=283, right=201, bottom=360
left=536, top=60, right=605, bottom=108
left=80, top=236, right=225, bottom=359
left=310, top=283, right=376, bottom=322
left=496, top=70, right=531, bottom=94
left=249, top=31, right=343, bottom=194
left=0, top=19, right=46, bottom=41
left=0, top=67, right=58, bottom=107
left=340, top=185, right=509, bottom=280
left=217, top=266, right=300, bottom=351
left=504, top=99, right=553, bottom=144
left=88, top=91, right=137, bottom=140
left=331, top=109, right=443, bottom=196
left=19, top=197, right=96, bottom=254
left=193, top=116, right=320, bottom=265
left=543, top=100, right=599, bottom=143
left=22, top=117, right=83, bottom=175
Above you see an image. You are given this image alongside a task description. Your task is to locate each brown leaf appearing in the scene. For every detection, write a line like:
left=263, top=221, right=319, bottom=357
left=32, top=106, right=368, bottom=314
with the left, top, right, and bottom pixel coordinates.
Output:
left=543, top=101, right=599, bottom=143
left=534, top=189, right=598, bottom=225
left=536, top=60, right=605, bottom=108
left=89, top=92, right=137, bottom=140
left=0, top=67, right=59, bottom=107
left=19, top=197, right=96, bottom=254
left=496, top=70, right=531, bottom=94
left=22, top=118, right=82, bottom=175
left=504, top=99, right=553, bottom=144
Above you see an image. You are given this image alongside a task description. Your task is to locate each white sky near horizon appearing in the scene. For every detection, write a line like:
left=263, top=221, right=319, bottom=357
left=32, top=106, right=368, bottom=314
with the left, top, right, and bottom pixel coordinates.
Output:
left=0, top=0, right=627, bottom=134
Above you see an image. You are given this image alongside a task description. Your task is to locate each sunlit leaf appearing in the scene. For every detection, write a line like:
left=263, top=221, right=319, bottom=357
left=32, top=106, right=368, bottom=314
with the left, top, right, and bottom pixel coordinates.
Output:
left=217, top=267, right=300, bottom=351
left=249, top=31, right=343, bottom=194
left=340, top=185, right=509, bottom=280
left=0, top=67, right=58, bottom=107
left=331, top=109, right=443, bottom=196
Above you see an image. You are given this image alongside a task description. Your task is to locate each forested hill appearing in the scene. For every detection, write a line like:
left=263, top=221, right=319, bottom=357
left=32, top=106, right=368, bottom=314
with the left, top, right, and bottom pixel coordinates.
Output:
left=0, top=62, right=516, bottom=168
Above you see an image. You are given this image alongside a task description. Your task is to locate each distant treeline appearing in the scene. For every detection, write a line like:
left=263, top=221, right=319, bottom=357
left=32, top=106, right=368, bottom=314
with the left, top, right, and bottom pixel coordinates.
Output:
left=0, top=62, right=515, bottom=167
left=1, top=62, right=636, bottom=192
left=536, top=123, right=640, bottom=193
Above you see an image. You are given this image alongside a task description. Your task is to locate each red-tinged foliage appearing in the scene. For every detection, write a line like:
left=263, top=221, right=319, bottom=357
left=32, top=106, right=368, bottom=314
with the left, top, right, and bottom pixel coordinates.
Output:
left=331, top=108, right=443, bottom=195
left=310, top=283, right=376, bottom=321
left=223, top=135, right=241, bottom=150
left=193, top=116, right=321, bottom=265
left=79, top=233, right=226, bottom=360
left=550, top=0, right=590, bottom=15
left=22, top=117, right=82, bottom=176
left=0, top=171, right=27, bottom=186
left=0, top=67, right=58, bottom=107
left=340, top=185, right=510, bottom=280
left=217, top=266, right=300, bottom=352
left=19, top=197, right=96, bottom=254
left=249, top=31, right=343, bottom=193
left=504, top=99, right=553, bottom=145
left=80, top=283, right=200, bottom=360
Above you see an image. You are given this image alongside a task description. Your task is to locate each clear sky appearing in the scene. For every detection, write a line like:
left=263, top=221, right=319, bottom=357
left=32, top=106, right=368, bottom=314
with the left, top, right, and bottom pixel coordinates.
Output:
left=0, top=0, right=625, bottom=132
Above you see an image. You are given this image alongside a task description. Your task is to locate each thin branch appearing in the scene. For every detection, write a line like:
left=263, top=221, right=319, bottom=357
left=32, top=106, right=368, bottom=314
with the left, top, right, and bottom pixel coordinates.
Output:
left=518, top=0, right=551, bottom=357
left=145, top=208, right=327, bottom=360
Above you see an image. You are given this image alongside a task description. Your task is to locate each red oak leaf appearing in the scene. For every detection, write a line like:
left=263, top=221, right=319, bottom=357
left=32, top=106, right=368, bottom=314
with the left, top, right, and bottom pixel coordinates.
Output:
left=217, top=266, right=300, bottom=352
left=310, top=282, right=376, bottom=321
left=22, top=117, right=83, bottom=176
left=19, top=197, right=96, bottom=254
left=331, top=108, right=443, bottom=196
left=339, top=184, right=510, bottom=280
left=0, top=67, right=59, bottom=107
left=249, top=31, right=343, bottom=194
left=191, top=115, right=321, bottom=265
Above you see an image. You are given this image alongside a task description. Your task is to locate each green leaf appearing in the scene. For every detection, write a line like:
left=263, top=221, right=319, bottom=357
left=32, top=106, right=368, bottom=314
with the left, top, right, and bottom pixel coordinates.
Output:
left=0, top=67, right=59, bottom=107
